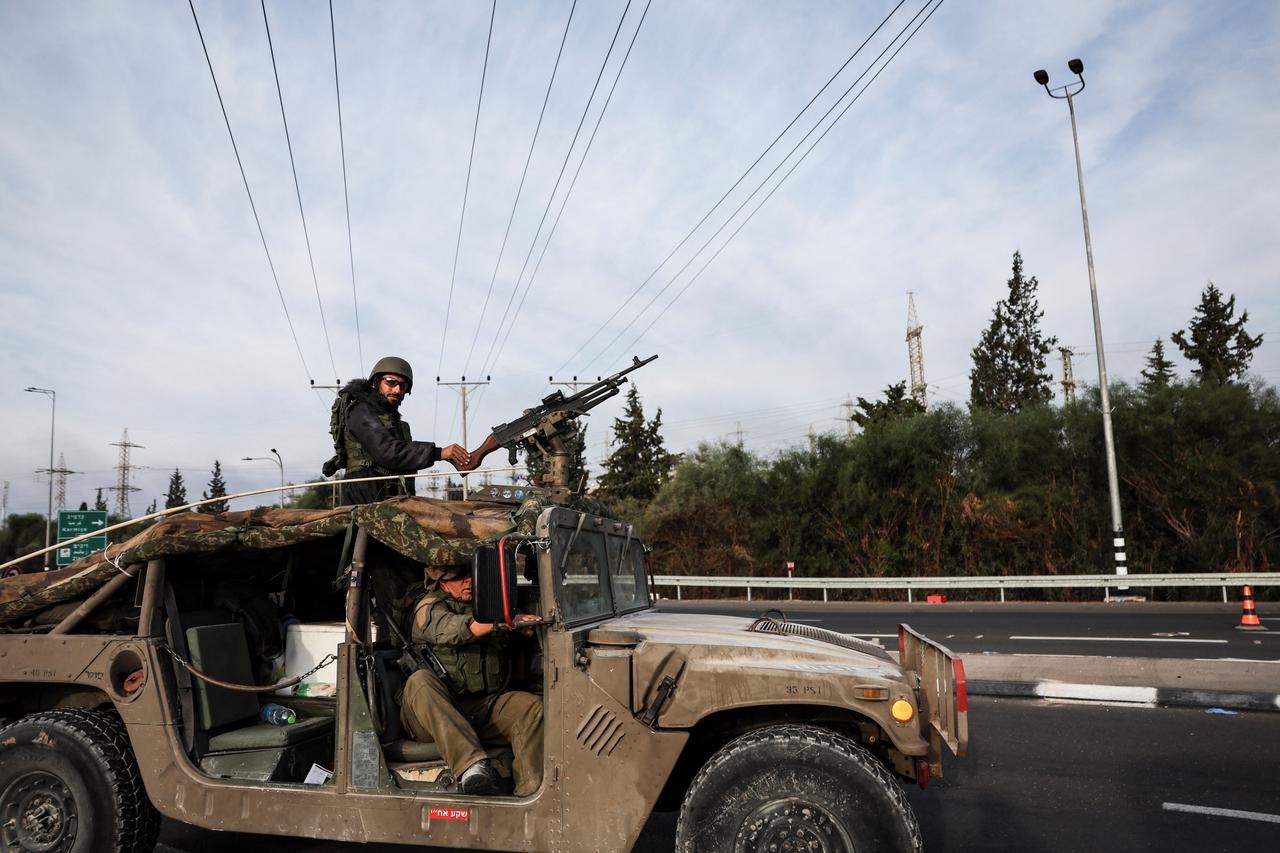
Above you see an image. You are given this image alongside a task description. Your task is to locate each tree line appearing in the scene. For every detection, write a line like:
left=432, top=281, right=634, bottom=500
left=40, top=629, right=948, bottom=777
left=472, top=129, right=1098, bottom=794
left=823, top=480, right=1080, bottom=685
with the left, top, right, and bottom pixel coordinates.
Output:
left=589, top=252, right=1275, bottom=598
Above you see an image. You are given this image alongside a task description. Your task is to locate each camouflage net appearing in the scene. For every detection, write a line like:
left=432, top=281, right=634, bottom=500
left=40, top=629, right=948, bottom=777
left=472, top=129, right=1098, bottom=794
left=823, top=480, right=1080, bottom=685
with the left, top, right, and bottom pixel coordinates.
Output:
left=0, top=495, right=554, bottom=626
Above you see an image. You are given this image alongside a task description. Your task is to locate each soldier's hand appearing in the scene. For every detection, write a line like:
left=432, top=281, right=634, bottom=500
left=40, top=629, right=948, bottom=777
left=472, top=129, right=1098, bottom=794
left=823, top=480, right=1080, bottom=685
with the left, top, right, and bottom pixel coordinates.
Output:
left=440, top=444, right=470, bottom=469
left=466, top=435, right=501, bottom=471
left=514, top=613, right=540, bottom=637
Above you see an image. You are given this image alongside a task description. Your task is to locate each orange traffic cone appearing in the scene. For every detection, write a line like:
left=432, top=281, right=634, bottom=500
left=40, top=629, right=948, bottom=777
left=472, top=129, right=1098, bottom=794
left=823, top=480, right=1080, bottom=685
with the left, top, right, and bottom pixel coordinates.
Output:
left=1236, top=585, right=1267, bottom=631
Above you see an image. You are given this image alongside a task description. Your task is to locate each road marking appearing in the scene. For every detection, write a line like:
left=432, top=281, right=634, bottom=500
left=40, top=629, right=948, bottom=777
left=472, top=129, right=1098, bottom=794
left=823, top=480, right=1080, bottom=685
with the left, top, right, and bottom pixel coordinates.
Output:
left=1009, top=635, right=1228, bottom=644
left=847, top=633, right=898, bottom=638
left=1162, top=802, right=1280, bottom=824
left=1193, top=657, right=1280, bottom=663
left=1035, top=683, right=1157, bottom=704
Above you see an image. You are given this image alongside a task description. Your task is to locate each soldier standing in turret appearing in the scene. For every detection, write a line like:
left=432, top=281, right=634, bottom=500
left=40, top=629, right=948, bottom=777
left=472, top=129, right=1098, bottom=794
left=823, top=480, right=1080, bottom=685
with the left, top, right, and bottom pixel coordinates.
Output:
left=323, top=356, right=470, bottom=505
left=399, top=564, right=543, bottom=796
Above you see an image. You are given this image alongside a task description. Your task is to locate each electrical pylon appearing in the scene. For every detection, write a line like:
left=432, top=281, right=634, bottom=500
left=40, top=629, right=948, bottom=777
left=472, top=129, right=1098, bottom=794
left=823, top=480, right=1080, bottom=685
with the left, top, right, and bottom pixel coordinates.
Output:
left=906, top=293, right=928, bottom=408
left=53, top=454, right=80, bottom=512
left=108, top=429, right=144, bottom=519
left=1059, top=347, right=1078, bottom=405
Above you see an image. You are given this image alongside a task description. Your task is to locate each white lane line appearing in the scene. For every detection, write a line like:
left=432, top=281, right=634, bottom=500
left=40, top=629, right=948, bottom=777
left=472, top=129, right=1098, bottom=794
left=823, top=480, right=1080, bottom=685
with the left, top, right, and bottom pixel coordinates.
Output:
left=846, top=633, right=898, bottom=639
left=1162, top=802, right=1280, bottom=824
left=1009, top=636, right=1228, bottom=644
left=1192, top=657, right=1280, bottom=663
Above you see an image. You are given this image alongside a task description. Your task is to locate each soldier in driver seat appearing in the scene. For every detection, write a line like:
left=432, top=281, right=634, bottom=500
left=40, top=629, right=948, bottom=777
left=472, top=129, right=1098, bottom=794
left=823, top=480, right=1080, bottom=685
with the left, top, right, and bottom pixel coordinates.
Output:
left=399, top=564, right=542, bottom=796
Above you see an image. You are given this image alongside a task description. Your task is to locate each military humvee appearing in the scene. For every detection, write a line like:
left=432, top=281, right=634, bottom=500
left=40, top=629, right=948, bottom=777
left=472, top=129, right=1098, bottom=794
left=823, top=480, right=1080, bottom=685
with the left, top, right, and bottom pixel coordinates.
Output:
left=0, top=490, right=967, bottom=853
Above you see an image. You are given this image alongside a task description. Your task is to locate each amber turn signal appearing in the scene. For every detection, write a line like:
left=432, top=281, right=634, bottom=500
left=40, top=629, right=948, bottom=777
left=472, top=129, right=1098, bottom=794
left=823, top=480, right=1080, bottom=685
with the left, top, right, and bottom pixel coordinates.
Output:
left=891, top=699, right=915, bottom=723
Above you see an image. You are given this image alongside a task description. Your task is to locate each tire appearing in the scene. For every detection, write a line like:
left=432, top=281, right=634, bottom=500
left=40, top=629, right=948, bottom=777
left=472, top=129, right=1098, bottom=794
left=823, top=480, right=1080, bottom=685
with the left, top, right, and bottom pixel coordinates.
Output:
left=0, top=709, right=160, bottom=853
left=675, top=724, right=922, bottom=853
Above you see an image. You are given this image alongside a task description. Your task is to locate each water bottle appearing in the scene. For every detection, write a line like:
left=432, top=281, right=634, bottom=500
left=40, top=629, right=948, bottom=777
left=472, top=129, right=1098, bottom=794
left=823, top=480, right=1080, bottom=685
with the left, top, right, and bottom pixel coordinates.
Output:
left=260, top=703, right=296, bottom=726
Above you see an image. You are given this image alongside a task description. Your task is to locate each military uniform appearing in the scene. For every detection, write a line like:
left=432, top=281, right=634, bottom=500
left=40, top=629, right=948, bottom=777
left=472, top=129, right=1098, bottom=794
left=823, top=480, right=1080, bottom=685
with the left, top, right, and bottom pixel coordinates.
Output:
left=399, top=590, right=543, bottom=797
left=328, top=377, right=439, bottom=505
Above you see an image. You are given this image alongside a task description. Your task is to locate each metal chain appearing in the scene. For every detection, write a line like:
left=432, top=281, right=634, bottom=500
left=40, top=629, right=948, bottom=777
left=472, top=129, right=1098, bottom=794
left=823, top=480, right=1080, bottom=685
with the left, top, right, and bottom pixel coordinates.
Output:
left=158, top=643, right=337, bottom=694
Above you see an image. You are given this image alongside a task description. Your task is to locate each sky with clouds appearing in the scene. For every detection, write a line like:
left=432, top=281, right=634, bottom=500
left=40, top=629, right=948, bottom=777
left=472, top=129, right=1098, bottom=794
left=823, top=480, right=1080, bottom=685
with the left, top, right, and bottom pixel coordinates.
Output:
left=1, top=0, right=1277, bottom=517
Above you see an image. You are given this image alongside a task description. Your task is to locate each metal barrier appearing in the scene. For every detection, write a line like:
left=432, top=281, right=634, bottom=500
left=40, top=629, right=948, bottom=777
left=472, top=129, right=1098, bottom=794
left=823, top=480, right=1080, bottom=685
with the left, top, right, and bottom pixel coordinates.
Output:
left=652, top=572, right=1280, bottom=603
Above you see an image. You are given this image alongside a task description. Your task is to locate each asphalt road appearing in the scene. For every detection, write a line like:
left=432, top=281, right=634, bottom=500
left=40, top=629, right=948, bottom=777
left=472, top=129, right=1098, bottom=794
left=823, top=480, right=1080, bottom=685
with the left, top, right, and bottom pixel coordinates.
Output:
left=656, top=600, right=1280, bottom=660
left=156, top=697, right=1280, bottom=853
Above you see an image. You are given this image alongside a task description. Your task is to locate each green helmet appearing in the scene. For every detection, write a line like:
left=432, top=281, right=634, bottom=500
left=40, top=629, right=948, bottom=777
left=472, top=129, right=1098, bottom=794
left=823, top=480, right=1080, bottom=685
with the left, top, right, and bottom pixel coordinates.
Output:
left=369, top=356, right=413, bottom=392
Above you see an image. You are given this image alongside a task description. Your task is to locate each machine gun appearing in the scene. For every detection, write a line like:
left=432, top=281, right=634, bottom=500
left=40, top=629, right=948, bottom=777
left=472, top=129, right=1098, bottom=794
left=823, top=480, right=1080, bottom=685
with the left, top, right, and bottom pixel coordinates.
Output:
left=488, top=354, right=657, bottom=504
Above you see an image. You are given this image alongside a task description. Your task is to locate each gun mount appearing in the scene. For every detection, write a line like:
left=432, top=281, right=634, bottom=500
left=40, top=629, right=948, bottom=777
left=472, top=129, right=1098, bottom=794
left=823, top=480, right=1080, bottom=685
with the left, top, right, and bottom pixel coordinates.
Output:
left=489, top=354, right=657, bottom=503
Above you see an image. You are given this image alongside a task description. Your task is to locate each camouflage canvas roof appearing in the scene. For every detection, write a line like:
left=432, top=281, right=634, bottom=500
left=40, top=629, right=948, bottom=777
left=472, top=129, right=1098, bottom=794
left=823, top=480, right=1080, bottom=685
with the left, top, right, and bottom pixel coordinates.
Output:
left=0, top=494, right=549, bottom=625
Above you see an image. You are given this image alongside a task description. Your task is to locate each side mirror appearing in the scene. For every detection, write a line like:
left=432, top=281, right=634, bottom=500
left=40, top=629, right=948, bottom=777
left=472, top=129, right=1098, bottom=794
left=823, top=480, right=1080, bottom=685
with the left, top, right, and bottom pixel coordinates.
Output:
left=472, top=540, right=519, bottom=625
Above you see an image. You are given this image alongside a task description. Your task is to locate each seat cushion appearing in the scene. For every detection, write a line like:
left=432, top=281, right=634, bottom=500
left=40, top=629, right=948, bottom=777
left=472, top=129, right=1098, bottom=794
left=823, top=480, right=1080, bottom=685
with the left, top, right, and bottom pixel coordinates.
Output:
left=382, top=738, right=443, bottom=763
left=207, top=716, right=334, bottom=752
left=186, top=623, right=261, bottom=730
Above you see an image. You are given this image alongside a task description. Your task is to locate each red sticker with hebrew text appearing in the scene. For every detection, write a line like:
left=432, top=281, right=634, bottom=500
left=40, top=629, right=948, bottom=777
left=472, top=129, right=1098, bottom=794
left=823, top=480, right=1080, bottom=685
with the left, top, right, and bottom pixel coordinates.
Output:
left=429, top=807, right=471, bottom=822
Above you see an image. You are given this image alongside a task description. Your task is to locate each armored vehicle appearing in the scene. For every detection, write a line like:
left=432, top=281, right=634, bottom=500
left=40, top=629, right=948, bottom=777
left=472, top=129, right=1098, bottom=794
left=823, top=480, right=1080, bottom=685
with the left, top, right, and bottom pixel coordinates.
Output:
left=0, top=363, right=967, bottom=852
left=0, top=492, right=966, bottom=853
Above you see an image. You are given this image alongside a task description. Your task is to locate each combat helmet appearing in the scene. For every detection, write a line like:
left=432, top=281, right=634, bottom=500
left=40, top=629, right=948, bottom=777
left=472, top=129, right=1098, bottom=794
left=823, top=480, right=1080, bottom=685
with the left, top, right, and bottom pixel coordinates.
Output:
left=368, top=356, right=414, bottom=392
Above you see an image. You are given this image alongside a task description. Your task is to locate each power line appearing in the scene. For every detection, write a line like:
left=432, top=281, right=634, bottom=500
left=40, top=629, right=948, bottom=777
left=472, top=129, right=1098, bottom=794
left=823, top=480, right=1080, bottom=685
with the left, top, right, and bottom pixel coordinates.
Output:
left=605, top=0, right=947, bottom=367
left=261, top=0, right=341, bottom=384
left=329, top=0, right=363, bottom=370
left=485, top=0, right=653, bottom=381
left=187, top=0, right=315, bottom=386
left=473, top=0, right=641, bottom=389
left=461, top=0, right=579, bottom=376
left=435, top=0, right=497, bottom=434
left=555, top=0, right=909, bottom=375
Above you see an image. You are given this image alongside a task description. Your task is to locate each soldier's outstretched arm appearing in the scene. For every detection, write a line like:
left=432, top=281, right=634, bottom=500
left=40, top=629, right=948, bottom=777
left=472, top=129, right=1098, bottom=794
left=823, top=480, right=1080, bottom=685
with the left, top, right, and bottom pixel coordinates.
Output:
left=348, top=403, right=441, bottom=470
left=463, top=434, right=501, bottom=472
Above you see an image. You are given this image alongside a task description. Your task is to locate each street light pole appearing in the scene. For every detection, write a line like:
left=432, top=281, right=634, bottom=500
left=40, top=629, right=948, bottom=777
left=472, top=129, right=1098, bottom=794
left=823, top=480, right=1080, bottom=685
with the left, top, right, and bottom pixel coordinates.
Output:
left=1035, top=59, right=1128, bottom=589
left=24, top=387, right=56, bottom=569
left=241, top=453, right=285, bottom=508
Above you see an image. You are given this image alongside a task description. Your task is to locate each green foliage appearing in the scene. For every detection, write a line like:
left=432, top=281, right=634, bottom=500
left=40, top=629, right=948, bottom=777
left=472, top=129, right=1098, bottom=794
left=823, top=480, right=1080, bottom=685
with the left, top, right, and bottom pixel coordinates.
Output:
left=198, top=460, right=230, bottom=514
left=164, top=469, right=188, bottom=509
left=1170, top=282, right=1264, bottom=385
left=597, top=386, right=675, bottom=505
left=0, top=513, right=48, bottom=567
left=287, top=478, right=336, bottom=510
left=638, top=382, right=1280, bottom=593
left=1139, top=338, right=1176, bottom=391
left=850, top=381, right=926, bottom=429
left=969, top=251, right=1058, bottom=414
left=93, top=488, right=107, bottom=512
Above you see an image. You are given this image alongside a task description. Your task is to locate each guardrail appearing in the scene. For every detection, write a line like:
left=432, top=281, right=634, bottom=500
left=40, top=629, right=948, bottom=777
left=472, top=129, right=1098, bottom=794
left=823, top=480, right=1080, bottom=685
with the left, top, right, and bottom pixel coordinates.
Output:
left=651, top=572, right=1280, bottom=603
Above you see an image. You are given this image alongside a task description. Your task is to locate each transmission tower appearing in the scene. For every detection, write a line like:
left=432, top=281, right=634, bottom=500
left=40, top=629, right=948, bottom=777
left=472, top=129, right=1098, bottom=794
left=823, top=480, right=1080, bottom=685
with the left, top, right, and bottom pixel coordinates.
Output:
left=53, top=454, right=80, bottom=512
left=108, top=429, right=144, bottom=518
left=1059, top=347, right=1077, bottom=405
left=906, top=293, right=928, bottom=408
left=1, top=480, right=8, bottom=527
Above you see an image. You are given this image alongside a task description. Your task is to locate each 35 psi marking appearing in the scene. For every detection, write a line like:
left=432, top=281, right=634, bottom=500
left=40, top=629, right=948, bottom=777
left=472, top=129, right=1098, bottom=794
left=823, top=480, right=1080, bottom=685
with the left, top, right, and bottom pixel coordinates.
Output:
left=785, top=684, right=821, bottom=696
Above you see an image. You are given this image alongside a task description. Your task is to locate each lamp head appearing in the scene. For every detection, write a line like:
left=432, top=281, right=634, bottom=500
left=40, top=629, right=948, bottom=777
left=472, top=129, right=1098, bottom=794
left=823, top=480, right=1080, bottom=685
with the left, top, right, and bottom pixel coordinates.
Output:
left=1033, top=69, right=1050, bottom=86
left=1067, top=58, right=1084, bottom=75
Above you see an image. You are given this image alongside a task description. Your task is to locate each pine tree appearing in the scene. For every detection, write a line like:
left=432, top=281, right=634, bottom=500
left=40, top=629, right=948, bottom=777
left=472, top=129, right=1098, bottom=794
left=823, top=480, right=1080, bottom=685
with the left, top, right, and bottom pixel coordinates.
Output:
left=1170, top=282, right=1264, bottom=385
left=93, top=488, right=107, bottom=512
left=164, top=469, right=188, bottom=509
left=145, top=499, right=157, bottom=515
left=851, top=381, right=926, bottom=429
left=597, top=386, right=674, bottom=504
left=1139, top=338, right=1176, bottom=391
left=969, top=251, right=1058, bottom=413
left=198, top=460, right=229, bottom=514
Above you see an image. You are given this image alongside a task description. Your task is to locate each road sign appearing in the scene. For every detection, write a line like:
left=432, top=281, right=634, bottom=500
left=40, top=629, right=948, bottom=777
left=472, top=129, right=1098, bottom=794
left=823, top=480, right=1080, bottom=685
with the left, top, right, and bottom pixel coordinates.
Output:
left=56, top=510, right=108, bottom=567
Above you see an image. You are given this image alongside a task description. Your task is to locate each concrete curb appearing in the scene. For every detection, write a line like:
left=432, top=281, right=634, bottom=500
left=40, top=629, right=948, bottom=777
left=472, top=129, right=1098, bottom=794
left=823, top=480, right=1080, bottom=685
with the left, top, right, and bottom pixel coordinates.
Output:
left=968, top=679, right=1280, bottom=712
left=958, top=654, right=1280, bottom=712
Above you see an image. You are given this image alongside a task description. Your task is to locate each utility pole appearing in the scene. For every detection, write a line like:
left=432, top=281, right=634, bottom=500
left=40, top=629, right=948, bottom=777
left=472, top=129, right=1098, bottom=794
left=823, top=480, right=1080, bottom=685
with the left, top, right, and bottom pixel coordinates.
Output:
left=1, top=480, right=9, bottom=527
left=43, top=454, right=80, bottom=512
left=734, top=422, right=745, bottom=449
left=1035, top=58, right=1127, bottom=589
left=842, top=398, right=855, bottom=438
left=437, top=376, right=489, bottom=489
left=1059, top=347, right=1078, bottom=405
left=906, top=293, right=928, bottom=409
left=108, top=429, right=144, bottom=519
left=23, top=387, right=56, bottom=568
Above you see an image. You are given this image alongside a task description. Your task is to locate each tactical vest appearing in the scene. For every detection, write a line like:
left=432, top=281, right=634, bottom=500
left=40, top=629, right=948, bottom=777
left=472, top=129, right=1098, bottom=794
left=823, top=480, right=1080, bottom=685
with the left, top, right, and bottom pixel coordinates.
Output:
left=324, top=389, right=413, bottom=479
left=417, top=593, right=509, bottom=697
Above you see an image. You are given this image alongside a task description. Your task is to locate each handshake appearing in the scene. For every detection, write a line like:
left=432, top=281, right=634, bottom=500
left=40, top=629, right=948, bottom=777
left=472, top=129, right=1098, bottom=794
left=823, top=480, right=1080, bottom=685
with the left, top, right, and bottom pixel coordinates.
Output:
left=438, top=434, right=502, bottom=473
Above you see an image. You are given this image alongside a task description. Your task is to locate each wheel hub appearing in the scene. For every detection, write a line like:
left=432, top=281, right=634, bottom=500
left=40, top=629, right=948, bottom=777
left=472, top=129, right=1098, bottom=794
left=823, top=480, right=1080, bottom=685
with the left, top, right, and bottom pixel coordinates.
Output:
left=735, top=797, right=856, bottom=853
left=1, top=771, right=78, bottom=852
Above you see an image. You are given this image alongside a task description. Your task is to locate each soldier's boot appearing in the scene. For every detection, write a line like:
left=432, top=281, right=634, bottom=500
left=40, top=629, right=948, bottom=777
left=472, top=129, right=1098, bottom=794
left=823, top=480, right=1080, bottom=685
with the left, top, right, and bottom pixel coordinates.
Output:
left=460, top=759, right=502, bottom=795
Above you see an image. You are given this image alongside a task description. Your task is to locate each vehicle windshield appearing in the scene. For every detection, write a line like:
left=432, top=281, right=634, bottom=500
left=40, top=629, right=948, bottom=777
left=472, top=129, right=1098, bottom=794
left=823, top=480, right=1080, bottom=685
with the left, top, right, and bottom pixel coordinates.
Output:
left=550, top=516, right=652, bottom=627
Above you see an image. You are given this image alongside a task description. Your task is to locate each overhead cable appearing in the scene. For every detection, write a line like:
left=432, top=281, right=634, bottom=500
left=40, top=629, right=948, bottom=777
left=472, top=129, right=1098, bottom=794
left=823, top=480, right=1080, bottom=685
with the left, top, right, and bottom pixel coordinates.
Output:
left=461, top=0, right=579, bottom=376
left=609, top=0, right=947, bottom=366
left=329, top=0, right=363, bottom=370
left=435, top=0, right=497, bottom=434
left=187, top=0, right=316, bottom=389
left=485, top=0, right=653, bottom=380
left=555, top=0, right=909, bottom=375
left=261, top=0, right=341, bottom=384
